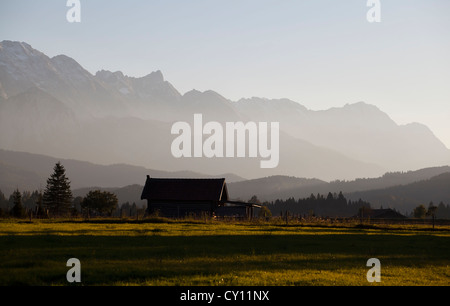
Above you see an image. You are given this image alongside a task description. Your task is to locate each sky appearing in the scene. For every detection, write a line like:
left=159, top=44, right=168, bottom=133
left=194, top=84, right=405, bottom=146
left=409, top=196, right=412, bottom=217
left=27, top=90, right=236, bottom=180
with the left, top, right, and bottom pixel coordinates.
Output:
left=1, top=0, right=450, bottom=148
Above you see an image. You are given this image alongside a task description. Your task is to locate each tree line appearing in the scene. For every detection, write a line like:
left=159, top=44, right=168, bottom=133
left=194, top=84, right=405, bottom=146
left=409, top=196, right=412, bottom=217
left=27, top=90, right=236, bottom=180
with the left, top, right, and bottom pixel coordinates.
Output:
left=264, top=192, right=372, bottom=218
left=261, top=191, right=450, bottom=219
left=412, top=202, right=450, bottom=219
left=0, top=162, right=144, bottom=219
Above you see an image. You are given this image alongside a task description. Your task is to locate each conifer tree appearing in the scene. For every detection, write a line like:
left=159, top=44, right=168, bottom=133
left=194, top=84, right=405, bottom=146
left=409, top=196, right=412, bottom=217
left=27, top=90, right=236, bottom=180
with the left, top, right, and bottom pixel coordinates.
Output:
left=0, top=190, right=8, bottom=216
left=43, top=162, right=73, bottom=217
left=12, top=189, right=25, bottom=218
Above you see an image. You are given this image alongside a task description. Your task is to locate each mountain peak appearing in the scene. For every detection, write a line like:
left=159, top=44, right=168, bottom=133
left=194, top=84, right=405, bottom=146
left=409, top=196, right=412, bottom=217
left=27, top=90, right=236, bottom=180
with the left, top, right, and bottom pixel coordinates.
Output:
left=141, top=70, right=164, bottom=83
left=0, top=40, right=32, bottom=52
left=183, top=89, right=228, bottom=101
left=343, top=101, right=379, bottom=110
left=0, top=40, right=45, bottom=61
left=237, top=97, right=308, bottom=111
left=325, top=101, right=388, bottom=117
left=95, top=70, right=126, bottom=81
left=185, top=89, right=202, bottom=95
left=95, top=70, right=164, bottom=83
left=51, top=54, right=88, bottom=73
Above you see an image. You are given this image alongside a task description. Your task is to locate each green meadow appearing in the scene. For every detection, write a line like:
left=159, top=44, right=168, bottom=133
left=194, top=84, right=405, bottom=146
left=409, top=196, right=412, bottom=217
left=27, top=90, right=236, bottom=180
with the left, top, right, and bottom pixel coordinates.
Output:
left=0, top=219, right=449, bottom=286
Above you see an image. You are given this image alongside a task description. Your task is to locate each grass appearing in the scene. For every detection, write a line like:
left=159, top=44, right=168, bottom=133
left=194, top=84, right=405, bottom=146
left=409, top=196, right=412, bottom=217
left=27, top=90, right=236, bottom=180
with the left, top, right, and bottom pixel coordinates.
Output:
left=0, top=218, right=449, bottom=286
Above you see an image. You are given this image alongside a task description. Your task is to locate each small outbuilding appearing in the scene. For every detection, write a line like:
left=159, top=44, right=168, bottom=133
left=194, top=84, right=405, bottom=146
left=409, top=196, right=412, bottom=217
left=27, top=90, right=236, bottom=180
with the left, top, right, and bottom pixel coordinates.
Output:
left=357, top=208, right=406, bottom=219
left=140, top=176, right=260, bottom=219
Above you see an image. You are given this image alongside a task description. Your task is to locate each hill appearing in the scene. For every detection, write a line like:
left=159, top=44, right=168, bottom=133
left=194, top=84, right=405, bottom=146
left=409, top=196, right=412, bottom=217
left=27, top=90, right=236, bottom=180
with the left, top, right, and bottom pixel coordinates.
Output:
left=70, top=171, right=450, bottom=216
left=0, top=149, right=245, bottom=196
left=227, top=166, right=450, bottom=202
left=72, top=185, right=147, bottom=208
left=346, top=172, right=450, bottom=215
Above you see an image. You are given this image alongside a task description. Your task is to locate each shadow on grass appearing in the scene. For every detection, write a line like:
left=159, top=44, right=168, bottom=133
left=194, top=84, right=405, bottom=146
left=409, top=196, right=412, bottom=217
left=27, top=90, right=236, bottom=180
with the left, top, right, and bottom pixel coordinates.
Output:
left=0, top=233, right=449, bottom=285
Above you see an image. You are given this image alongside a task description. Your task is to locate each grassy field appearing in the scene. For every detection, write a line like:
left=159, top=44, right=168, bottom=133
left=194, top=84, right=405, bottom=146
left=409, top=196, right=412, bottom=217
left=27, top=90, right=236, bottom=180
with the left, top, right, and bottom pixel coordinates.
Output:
left=0, top=218, right=449, bottom=286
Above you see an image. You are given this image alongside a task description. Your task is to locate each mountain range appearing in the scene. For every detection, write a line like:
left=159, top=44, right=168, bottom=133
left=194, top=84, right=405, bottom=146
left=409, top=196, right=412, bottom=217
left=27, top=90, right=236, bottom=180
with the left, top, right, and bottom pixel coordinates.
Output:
left=0, top=149, right=244, bottom=198
left=1, top=40, right=450, bottom=181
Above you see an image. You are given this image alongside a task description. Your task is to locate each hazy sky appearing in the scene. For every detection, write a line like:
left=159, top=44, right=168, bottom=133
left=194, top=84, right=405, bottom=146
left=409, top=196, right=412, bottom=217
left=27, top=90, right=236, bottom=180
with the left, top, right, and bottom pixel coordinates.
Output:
left=1, top=0, right=449, bottom=148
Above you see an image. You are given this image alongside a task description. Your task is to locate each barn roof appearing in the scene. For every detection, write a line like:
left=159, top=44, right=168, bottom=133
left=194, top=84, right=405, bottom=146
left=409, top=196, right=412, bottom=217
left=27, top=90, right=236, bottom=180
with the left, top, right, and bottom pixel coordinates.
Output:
left=140, top=176, right=229, bottom=202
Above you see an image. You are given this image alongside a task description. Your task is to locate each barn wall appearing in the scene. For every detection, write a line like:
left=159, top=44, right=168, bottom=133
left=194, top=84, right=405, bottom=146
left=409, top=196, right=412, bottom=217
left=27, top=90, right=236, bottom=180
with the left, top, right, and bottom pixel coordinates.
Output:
left=147, top=200, right=216, bottom=218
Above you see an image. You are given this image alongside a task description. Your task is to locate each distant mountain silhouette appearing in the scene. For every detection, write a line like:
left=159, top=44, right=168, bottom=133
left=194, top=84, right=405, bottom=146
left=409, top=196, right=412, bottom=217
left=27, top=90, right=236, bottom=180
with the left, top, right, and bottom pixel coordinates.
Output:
left=72, top=185, right=147, bottom=208
left=227, top=176, right=328, bottom=201
left=228, top=166, right=450, bottom=203
left=1, top=40, right=449, bottom=180
left=70, top=170, right=450, bottom=214
left=0, top=149, right=244, bottom=196
left=345, top=172, right=450, bottom=215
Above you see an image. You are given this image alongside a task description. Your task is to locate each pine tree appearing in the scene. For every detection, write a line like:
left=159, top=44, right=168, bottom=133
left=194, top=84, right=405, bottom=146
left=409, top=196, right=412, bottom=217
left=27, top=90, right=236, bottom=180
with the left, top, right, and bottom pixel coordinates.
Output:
left=0, top=190, right=8, bottom=217
left=43, top=162, right=73, bottom=217
left=12, top=189, right=25, bottom=218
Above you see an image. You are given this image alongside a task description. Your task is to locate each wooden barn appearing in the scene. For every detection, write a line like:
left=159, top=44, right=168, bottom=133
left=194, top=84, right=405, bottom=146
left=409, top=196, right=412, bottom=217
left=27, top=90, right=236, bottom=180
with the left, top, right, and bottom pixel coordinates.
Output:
left=140, top=176, right=260, bottom=219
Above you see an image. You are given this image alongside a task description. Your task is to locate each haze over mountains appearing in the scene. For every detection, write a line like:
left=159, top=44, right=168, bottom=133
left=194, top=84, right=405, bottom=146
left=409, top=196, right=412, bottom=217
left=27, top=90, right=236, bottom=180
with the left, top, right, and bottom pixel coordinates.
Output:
left=1, top=40, right=449, bottom=181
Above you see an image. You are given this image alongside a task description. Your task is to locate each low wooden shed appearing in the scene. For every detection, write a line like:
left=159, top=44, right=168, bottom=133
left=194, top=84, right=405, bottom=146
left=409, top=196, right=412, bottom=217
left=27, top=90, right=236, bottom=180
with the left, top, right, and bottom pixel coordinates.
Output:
left=362, top=208, right=406, bottom=219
